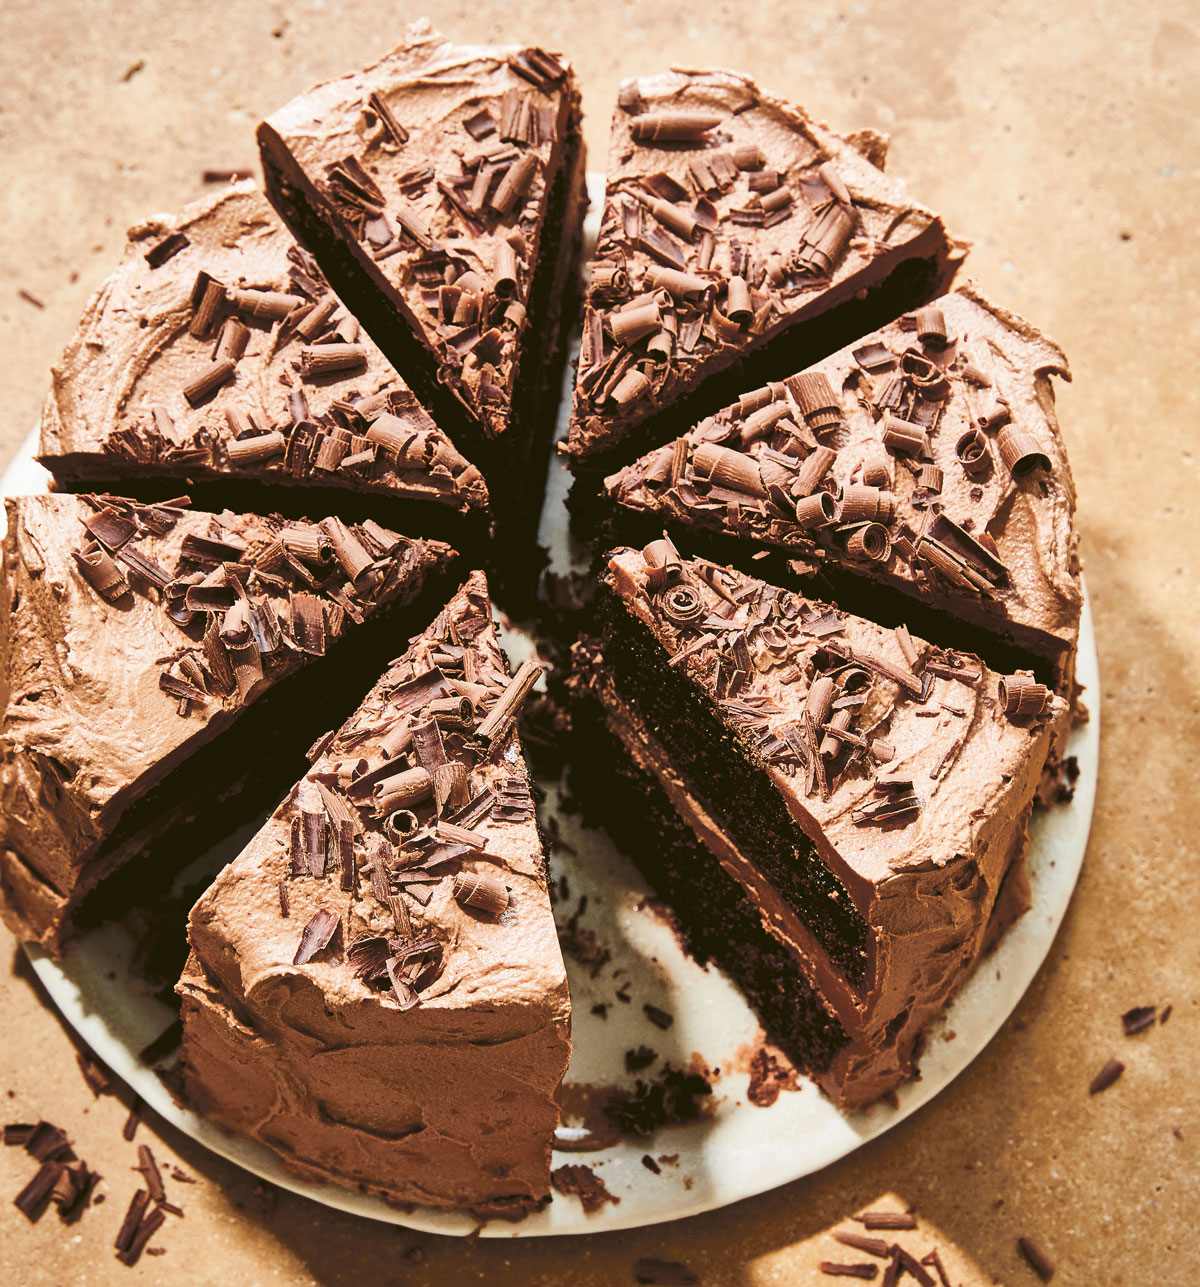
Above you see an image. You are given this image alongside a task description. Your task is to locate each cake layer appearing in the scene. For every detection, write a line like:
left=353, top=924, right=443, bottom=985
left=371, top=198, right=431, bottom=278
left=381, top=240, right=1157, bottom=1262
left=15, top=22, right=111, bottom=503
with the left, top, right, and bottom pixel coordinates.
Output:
left=179, top=572, right=570, bottom=1211
left=257, top=22, right=589, bottom=600
left=37, top=183, right=490, bottom=542
left=0, top=494, right=453, bottom=951
left=564, top=68, right=966, bottom=469
left=602, top=284, right=1082, bottom=689
left=568, top=542, right=1061, bottom=1105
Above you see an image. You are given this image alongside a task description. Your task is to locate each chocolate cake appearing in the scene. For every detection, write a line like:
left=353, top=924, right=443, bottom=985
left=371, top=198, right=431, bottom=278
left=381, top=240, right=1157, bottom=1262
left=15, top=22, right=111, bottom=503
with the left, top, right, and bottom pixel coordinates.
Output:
left=0, top=493, right=454, bottom=951
left=563, top=68, right=966, bottom=485
left=177, top=571, right=570, bottom=1214
left=257, top=22, right=589, bottom=594
left=37, top=183, right=488, bottom=551
left=569, top=542, right=1065, bottom=1108
left=600, top=285, right=1082, bottom=692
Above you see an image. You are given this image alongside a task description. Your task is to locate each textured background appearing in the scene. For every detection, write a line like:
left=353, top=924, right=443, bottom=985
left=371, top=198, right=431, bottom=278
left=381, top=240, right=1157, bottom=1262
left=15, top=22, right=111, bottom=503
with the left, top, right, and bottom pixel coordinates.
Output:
left=1, top=2, right=1197, bottom=1283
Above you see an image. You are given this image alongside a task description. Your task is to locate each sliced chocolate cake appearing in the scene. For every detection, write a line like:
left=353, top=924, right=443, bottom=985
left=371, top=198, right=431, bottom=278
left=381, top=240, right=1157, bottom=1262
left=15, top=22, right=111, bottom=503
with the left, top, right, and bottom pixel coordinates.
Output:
left=257, top=22, right=588, bottom=590
left=38, top=183, right=488, bottom=551
left=601, top=285, right=1082, bottom=692
left=564, top=68, right=965, bottom=482
left=178, top=571, right=569, bottom=1214
left=0, top=493, right=454, bottom=952
left=569, top=542, right=1064, bottom=1108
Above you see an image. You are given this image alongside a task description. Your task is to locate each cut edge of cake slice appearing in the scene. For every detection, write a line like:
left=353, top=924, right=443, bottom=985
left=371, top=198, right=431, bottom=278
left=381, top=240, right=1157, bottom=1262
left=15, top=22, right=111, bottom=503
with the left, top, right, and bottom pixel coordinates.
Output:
left=0, top=492, right=455, bottom=953
left=37, top=182, right=491, bottom=550
left=600, top=281, right=1083, bottom=697
left=564, top=67, right=968, bottom=470
left=569, top=539, right=1064, bottom=1109
left=177, top=569, right=570, bottom=1214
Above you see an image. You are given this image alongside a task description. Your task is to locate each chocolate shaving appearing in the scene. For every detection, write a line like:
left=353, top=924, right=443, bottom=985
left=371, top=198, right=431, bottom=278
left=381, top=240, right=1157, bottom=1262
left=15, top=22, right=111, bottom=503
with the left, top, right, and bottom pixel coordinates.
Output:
left=1017, top=1235, right=1055, bottom=1282
left=834, top=1231, right=891, bottom=1259
left=854, top=1211, right=917, bottom=1230
left=819, top=1265, right=878, bottom=1280
left=144, top=232, right=189, bottom=267
left=631, top=111, right=722, bottom=143
left=633, top=1259, right=699, bottom=1285
left=293, top=908, right=338, bottom=966
left=1088, top=1057, right=1124, bottom=1095
left=1122, top=1005, right=1157, bottom=1035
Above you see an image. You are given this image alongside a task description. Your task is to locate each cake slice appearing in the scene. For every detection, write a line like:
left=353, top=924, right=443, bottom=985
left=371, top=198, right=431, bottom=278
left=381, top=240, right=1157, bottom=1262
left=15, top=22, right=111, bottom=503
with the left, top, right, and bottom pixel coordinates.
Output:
left=0, top=493, right=454, bottom=952
left=257, top=22, right=588, bottom=577
left=602, top=285, right=1082, bottom=692
left=178, top=571, right=569, bottom=1215
left=38, top=182, right=488, bottom=550
left=569, top=541, right=1064, bottom=1109
left=564, top=68, right=965, bottom=475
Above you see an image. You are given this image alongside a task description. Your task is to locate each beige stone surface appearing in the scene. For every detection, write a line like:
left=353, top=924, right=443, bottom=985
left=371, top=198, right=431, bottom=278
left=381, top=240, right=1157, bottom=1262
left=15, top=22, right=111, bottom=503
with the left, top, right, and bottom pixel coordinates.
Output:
left=1, top=2, right=1197, bottom=1283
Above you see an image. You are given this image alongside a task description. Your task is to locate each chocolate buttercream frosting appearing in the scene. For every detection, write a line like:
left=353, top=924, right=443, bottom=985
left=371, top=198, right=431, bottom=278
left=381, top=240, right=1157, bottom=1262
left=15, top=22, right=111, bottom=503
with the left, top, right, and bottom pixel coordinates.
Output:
left=565, top=68, right=966, bottom=462
left=257, top=21, right=582, bottom=441
left=603, top=284, right=1083, bottom=682
left=576, top=542, right=1063, bottom=1106
left=0, top=493, right=454, bottom=950
left=178, top=571, right=570, bottom=1212
left=37, top=182, right=487, bottom=517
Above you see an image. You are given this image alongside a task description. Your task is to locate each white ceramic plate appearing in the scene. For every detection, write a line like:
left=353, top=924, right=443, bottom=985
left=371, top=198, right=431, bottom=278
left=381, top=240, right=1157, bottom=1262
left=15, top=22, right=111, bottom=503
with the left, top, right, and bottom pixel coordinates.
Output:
left=6, top=175, right=1098, bottom=1236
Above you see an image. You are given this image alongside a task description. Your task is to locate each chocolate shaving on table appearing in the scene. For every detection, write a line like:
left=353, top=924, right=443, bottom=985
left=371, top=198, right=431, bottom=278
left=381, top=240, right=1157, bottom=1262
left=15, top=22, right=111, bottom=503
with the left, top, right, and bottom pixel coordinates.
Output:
left=1016, top=1235, right=1056, bottom=1282
left=633, top=1258, right=699, bottom=1285
left=1088, top=1057, right=1124, bottom=1095
left=1121, top=1005, right=1157, bottom=1035
left=117, top=1202, right=165, bottom=1267
left=854, top=1211, right=917, bottom=1230
left=833, top=1231, right=891, bottom=1259
left=819, top=1265, right=878, bottom=1281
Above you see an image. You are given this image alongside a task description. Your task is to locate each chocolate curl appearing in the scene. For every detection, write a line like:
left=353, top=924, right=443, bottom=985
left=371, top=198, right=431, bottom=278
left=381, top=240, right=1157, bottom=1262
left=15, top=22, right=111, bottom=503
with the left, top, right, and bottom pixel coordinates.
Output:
left=642, top=536, right=683, bottom=583
left=739, top=400, right=792, bottom=445
left=817, top=160, right=852, bottom=206
left=477, top=660, right=542, bottom=746
left=859, top=445, right=892, bottom=489
left=639, top=192, right=700, bottom=241
left=978, top=397, right=1012, bottom=431
left=609, top=368, right=651, bottom=407
left=795, top=203, right=854, bottom=276
left=792, top=445, right=837, bottom=497
left=819, top=709, right=853, bottom=758
left=731, top=142, right=765, bottom=170
left=656, top=582, right=705, bottom=628
left=917, top=463, right=944, bottom=493
left=73, top=546, right=130, bottom=602
left=630, top=111, right=723, bottom=143
left=452, top=871, right=509, bottom=917
left=805, top=675, right=835, bottom=726
left=214, top=315, right=250, bottom=363
left=692, top=442, right=766, bottom=498
left=839, top=484, right=895, bottom=524
left=725, top=275, right=752, bottom=325
left=492, top=153, right=538, bottom=216
left=228, top=287, right=300, bottom=321
left=493, top=240, right=519, bottom=298
left=915, top=305, right=949, bottom=348
left=901, top=348, right=950, bottom=400
left=999, top=673, right=1051, bottom=717
left=280, top=523, right=333, bottom=565
left=293, top=908, right=338, bottom=966
left=589, top=259, right=628, bottom=302
left=788, top=371, right=843, bottom=437
left=321, top=517, right=373, bottom=582
left=295, top=293, right=338, bottom=341
left=300, top=343, right=366, bottom=376
left=881, top=413, right=927, bottom=456
left=644, top=265, right=709, bottom=300
left=844, top=523, right=892, bottom=562
left=372, top=766, right=434, bottom=813
left=384, top=809, right=419, bottom=843
left=956, top=427, right=992, bottom=478
left=793, top=491, right=836, bottom=529
left=609, top=300, right=662, bottom=346
left=183, top=358, right=235, bottom=407
left=433, top=761, right=469, bottom=810
left=189, top=275, right=226, bottom=337
left=997, top=425, right=1051, bottom=477
left=227, top=431, right=285, bottom=465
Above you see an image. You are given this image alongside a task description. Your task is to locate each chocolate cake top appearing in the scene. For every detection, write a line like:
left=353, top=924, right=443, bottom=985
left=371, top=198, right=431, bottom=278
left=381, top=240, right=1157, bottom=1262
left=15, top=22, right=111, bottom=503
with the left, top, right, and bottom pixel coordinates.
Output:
left=258, top=20, right=580, bottom=439
left=604, top=284, right=1082, bottom=663
left=566, top=67, right=961, bottom=461
left=602, top=540, right=1061, bottom=888
left=185, top=566, right=568, bottom=1021
left=38, top=183, right=487, bottom=513
left=1, top=493, right=453, bottom=832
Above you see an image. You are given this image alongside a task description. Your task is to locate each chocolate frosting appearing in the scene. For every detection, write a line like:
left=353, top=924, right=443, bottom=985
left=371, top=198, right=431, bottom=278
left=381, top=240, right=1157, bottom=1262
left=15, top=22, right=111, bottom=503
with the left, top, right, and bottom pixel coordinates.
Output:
left=257, top=21, right=579, bottom=439
left=179, top=571, right=570, bottom=1211
left=0, top=494, right=453, bottom=949
left=605, top=284, right=1083, bottom=675
left=38, top=183, right=488, bottom=514
left=566, top=68, right=966, bottom=460
left=589, top=544, right=1061, bottom=1106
